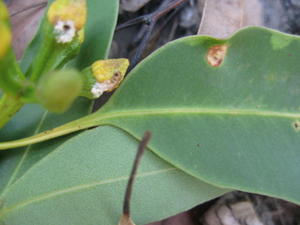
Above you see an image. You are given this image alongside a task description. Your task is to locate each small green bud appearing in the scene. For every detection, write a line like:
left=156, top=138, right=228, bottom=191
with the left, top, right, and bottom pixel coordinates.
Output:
left=37, top=69, right=82, bottom=113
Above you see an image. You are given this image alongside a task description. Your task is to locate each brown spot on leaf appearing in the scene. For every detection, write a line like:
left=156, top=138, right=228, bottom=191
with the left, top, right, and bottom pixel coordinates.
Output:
left=293, top=121, right=300, bottom=131
left=207, top=44, right=228, bottom=67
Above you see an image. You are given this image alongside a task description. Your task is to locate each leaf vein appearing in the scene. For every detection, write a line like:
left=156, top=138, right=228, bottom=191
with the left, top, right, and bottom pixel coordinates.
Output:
left=1, top=111, right=49, bottom=195
left=1, top=167, right=176, bottom=217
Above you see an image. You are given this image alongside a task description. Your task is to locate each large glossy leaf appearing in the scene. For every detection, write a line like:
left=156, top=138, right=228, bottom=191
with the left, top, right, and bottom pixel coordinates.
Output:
left=21, top=27, right=300, bottom=204
left=0, top=126, right=227, bottom=225
left=0, top=100, right=91, bottom=192
left=0, top=0, right=118, bottom=193
left=94, top=27, right=300, bottom=204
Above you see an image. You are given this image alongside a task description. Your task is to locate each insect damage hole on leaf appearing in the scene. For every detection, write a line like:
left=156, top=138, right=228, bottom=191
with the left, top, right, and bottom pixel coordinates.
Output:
left=119, top=131, right=152, bottom=225
left=207, top=44, right=228, bottom=67
left=292, top=121, right=300, bottom=131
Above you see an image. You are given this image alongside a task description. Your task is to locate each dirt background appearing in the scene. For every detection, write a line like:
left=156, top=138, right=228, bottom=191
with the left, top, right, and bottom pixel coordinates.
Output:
left=4, top=0, right=300, bottom=224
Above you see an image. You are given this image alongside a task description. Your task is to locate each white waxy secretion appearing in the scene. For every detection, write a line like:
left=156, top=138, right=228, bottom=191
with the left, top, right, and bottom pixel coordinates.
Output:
left=91, top=81, right=116, bottom=98
left=54, top=20, right=76, bottom=43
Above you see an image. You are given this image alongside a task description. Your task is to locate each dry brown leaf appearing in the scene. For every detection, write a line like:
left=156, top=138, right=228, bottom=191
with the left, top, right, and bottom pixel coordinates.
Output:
left=120, top=0, right=153, bottom=12
left=8, top=0, right=46, bottom=59
left=198, top=0, right=263, bottom=38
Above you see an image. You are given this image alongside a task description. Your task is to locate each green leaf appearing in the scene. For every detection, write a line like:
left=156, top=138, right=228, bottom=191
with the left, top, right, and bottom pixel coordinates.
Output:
left=0, top=0, right=118, bottom=193
left=0, top=126, right=227, bottom=225
left=13, top=27, right=300, bottom=205
left=0, top=99, right=92, bottom=193
left=97, top=27, right=300, bottom=204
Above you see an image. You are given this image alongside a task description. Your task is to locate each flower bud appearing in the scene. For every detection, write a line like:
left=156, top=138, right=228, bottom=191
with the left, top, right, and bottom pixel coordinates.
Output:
left=90, top=59, right=129, bottom=98
left=92, top=59, right=129, bottom=83
left=48, top=0, right=87, bottom=43
left=37, top=69, right=82, bottom=113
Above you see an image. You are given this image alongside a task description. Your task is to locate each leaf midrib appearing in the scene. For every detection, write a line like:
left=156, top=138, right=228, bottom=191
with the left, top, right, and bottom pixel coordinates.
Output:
left=96, top=107, right=300, bottom=121
left=1, top=107, right=299, bottom=151
left=0, top=168, right=175, bottom=218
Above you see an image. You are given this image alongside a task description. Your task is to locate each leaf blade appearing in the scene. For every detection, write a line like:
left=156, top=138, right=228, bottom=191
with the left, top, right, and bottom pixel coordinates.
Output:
left=0, top=99, right=91, bottom=193
left=94, top=27, right=300, bottom=204
left=0, top=126, right=227, bottom=225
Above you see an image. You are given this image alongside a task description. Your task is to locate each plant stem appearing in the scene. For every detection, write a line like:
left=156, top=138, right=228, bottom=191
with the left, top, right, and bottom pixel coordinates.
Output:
left=0, top=94, right=23, bottom=129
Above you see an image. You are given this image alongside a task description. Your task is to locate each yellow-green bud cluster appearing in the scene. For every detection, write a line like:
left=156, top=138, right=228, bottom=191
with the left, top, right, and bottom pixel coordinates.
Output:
left=47, top=0, right=87, bottom=43
left=91, top=59, right=129, bottom=98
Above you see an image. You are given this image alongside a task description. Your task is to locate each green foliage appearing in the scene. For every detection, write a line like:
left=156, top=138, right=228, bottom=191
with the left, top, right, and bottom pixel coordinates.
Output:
left=94, top=27, right=300, bottom=204
left=1, top=0, right=300, bottom=224
left=0, top=0, right=118, bottom=179
left=3, top=26, right=300, bottom=204
left=0, top=126, right=227, bottom=225
left=0, top=0, right=122, bottom=128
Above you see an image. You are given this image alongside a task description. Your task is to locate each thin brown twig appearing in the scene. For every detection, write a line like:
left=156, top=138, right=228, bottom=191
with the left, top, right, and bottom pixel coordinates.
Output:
left=153, top=0, right=187, bottom=20
left=123, top=131, right=152, bottom=216
left=116, top=0, right=189, bottom=70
